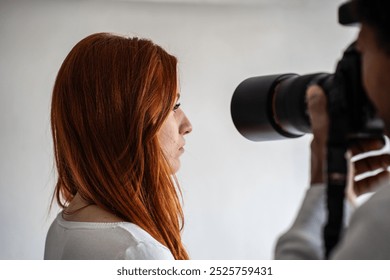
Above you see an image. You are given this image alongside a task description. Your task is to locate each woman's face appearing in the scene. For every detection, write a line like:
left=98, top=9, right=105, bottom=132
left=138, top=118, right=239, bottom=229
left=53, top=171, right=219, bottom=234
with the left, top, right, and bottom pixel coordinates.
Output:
left=157, top=94, right=192, bottom=173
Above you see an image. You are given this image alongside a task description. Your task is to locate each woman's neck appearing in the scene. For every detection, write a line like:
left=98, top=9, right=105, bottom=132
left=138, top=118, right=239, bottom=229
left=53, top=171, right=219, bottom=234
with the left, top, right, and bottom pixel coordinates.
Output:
left=62, top=193, right=123, bottom=223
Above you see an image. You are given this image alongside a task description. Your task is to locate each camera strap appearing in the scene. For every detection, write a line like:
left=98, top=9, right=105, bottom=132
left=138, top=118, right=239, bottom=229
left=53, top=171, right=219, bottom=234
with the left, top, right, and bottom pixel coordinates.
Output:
left=324, top=144, right=347, bottom=259
left=323, top=75, right=349, bottom=259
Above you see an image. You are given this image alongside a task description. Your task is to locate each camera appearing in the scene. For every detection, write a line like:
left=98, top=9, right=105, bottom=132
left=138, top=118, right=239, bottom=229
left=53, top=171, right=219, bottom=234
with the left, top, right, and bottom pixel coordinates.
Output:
left=230, top=42, right=384, bottom=142
left=231, top=0, right=384, bottom=143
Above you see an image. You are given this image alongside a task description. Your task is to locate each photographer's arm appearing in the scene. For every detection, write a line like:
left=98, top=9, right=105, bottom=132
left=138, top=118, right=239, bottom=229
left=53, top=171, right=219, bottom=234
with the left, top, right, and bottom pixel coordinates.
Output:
left=274, top=86, right=329, bottom=259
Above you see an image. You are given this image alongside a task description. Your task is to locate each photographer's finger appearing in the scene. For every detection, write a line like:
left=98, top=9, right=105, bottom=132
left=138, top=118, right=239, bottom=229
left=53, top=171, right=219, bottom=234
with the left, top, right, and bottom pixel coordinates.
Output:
left=306, top=85, right=328, bottom=141
left=306, top=85, right=327, bottom=117
left=353, top=153, right=390, bottom=175
left=349, top=138, right=386, bottom=156
left=354, top=170, right=390, bottom=196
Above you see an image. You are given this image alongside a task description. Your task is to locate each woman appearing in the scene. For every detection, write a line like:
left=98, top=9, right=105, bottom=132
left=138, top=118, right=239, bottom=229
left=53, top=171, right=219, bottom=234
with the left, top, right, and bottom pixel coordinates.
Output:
left=44, top=33, right=192, bottom=260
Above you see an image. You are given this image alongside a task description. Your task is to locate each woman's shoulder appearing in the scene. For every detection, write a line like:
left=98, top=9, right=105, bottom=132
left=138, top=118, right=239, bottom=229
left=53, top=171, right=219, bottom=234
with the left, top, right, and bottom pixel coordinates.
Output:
left=47, top=213, right=174, bottom=260
left=116, top=223, right=174, bottom=260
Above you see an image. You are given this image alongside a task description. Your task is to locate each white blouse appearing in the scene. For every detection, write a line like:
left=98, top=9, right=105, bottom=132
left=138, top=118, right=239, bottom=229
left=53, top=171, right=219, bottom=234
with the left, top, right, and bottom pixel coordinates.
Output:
left=44, top=213, right=174, bottom=260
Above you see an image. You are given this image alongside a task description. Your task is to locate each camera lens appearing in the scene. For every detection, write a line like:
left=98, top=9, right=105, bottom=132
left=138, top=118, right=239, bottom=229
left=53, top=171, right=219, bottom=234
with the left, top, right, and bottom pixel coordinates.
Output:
left=231, top=73, right=331, bottom=141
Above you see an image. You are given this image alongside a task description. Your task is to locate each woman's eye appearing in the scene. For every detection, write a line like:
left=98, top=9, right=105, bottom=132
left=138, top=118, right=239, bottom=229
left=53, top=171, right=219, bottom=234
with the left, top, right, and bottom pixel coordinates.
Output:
left=173, top=103, right=181, bottom=112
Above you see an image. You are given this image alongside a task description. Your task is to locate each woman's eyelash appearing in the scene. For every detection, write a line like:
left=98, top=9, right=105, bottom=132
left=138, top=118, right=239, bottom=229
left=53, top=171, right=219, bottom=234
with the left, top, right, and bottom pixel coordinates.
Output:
left=173, top=103, right=181, bottom=111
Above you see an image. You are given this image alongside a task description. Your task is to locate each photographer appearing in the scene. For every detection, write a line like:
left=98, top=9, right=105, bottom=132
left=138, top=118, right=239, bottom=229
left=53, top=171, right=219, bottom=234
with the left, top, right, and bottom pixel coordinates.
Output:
left=274, top=0, right=390, bottom=259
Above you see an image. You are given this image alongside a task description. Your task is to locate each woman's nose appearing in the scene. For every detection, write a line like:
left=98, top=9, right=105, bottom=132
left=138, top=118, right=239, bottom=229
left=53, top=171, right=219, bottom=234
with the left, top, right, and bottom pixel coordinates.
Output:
left=180, top=110, right=192, bottom=135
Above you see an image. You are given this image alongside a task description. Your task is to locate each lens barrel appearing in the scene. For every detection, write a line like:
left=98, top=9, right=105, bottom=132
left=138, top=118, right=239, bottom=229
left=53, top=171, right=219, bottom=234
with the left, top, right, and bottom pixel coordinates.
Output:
left=231, top=73, right=330, bottom=141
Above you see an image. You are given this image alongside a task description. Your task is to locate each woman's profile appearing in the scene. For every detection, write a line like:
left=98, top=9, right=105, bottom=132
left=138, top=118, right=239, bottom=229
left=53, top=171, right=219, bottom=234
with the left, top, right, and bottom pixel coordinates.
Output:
left=44, top=33, right=192, bottom=260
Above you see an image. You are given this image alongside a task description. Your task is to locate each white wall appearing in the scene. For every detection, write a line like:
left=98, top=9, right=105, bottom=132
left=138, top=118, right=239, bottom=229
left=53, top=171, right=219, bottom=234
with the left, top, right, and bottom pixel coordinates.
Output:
left=0, top=0, right=357, bottom=259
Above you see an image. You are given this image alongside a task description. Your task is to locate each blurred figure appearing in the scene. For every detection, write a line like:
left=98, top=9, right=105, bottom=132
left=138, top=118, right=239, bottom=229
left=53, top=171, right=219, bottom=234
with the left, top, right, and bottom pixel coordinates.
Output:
left=275, top=0, right=390, bottom=259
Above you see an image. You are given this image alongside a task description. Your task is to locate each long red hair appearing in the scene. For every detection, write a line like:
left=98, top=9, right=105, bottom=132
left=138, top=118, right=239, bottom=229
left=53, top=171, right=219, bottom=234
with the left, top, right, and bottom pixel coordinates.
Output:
left=51, top=33, right=189, bottom=259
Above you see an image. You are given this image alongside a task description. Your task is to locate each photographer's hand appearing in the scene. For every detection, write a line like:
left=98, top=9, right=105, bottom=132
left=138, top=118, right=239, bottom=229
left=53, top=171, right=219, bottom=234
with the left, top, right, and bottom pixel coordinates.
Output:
left=306, top=85, right=328, bottom=185
left=306, top=85, right=390, bottom=195
left=348, top=139, right=390, bottom=197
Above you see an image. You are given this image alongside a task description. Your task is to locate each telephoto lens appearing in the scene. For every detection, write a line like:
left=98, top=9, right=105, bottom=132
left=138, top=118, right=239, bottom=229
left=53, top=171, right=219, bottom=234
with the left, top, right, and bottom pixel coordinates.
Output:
left=230, top=73, right=331, bottom=141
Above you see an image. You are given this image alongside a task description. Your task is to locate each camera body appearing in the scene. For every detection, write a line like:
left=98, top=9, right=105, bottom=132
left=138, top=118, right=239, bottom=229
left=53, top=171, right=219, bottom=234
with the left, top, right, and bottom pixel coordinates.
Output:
left=231, top=43, right=384, bottom=142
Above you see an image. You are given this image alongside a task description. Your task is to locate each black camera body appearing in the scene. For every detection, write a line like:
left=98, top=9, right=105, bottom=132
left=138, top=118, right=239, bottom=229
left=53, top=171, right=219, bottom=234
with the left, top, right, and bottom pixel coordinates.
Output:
left=231, top=42, right=384, bottom=142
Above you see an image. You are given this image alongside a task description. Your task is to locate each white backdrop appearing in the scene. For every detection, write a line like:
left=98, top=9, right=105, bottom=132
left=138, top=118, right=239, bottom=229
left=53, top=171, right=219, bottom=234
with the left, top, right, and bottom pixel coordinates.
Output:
left=0, top=0, right=357, bottom=259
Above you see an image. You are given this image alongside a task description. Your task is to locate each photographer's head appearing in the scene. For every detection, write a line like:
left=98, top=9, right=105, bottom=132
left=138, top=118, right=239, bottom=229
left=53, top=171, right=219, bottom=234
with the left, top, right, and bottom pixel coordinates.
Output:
left=346, top=0, right=390, bottom=133
left=357, top=24, right=390, bottom=133
left=353, top=0, right=390, bottom=54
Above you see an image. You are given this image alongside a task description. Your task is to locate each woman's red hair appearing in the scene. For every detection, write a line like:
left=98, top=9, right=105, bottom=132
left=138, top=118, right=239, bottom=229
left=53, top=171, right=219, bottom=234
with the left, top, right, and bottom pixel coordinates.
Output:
left=51, top=33, right=189, bottom=259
